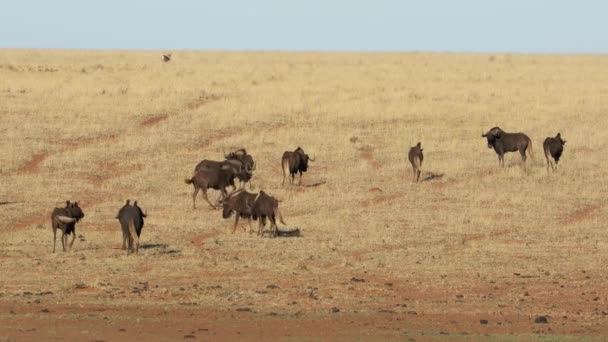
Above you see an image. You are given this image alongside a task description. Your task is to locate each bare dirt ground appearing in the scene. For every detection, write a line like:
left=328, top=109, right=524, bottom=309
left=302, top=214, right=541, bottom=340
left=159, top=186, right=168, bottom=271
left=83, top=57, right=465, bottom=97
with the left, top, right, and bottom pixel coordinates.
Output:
left=1, top=50, right=608, bottom=340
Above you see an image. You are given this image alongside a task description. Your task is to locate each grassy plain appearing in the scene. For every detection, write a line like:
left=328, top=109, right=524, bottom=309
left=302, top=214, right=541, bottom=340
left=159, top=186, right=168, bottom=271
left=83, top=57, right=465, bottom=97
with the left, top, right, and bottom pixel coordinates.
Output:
left=1, top=49, right=608, bottom=340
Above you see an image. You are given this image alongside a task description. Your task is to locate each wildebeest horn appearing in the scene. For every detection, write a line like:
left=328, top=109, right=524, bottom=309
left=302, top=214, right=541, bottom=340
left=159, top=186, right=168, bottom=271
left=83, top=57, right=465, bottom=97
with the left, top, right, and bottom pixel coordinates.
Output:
left=222, top=188, right=244, bottom=201
left=56, top=215, right=77, bottom=223
left=251, top=161, right=256, bottom=171
left=309, top=155, right=315, bottom=162
left=481, top=131, right=487, bottom=137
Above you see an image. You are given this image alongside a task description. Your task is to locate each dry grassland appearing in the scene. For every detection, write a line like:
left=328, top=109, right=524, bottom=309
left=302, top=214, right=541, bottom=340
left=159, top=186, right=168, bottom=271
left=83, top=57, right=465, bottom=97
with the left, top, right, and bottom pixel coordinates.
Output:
left=1, top=49, right=608, bottom=340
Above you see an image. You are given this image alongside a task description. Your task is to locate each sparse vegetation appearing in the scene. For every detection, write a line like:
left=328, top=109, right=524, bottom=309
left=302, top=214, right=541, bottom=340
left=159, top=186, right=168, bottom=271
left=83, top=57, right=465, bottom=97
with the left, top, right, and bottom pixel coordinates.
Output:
left=1, top=49, right=608, bottom=339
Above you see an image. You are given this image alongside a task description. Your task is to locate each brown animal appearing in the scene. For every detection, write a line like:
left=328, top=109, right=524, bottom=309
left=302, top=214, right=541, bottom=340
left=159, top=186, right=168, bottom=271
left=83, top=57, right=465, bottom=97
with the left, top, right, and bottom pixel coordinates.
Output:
left=220, top=189, right=286, bottom=237
left=543, top=133, right=566, bottom=172
left=408, top=142, right=424, bottom=182
left=51, top=201, right=85, bottom=253
left=482, top=126, right=533, bottom=167
left=185, top=163, right=238, bottom=209
left=194, top=149, right=256, bottom=190
left=162, top=53, right=171, bottom=62
left=116, top=200, right=147, bottom=255
left=253, top=191, right=286, bottom=237
left=220, top=189, right=258, bottom=233
left=281, top=147, right=315, bottom=186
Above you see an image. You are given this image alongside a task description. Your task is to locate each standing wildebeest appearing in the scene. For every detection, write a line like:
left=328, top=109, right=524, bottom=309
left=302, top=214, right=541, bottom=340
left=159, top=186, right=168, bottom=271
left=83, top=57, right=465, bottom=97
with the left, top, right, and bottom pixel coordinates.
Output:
left=482, top=126, right=533, bottom=167
left=185, top=163, right=239, bottom=209
left=220, top=189, right=286, bottom=237
left=408, top=142, right=424, bottom=183
left=281, top=147, right=315, bottom=186
left=116, top=200, right=146, bottom=255
left=543, top=133, right=566, bottom=172
left=194, top=149, right=256, bottom=190
left=51, top=201, right=85, bottom=253
left=253, top=191, right=286, bottom=237
left=220, top=189, right=258, bottom=233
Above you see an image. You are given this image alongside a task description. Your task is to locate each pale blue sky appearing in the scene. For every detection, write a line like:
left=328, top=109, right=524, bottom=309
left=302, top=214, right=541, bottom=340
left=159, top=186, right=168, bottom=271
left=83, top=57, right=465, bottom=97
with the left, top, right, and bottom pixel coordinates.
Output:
left=1, top=0, right=606, bottom=53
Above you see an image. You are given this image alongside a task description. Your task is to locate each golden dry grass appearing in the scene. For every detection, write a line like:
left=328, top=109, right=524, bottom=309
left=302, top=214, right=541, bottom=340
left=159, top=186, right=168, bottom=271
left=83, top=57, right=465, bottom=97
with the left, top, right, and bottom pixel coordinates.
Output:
left=1, top=49, right=608, bottom=339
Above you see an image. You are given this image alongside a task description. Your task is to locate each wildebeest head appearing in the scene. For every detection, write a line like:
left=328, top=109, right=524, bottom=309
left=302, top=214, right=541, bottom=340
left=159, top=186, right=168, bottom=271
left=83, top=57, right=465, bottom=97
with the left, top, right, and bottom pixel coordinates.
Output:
left=554, top=132, right=566, bottom=145
left=65, top=200, right=85, bottom=222
left=482, top=126, right=504, bottom=149
left=225, top=149, right=256, bottom=173
left=295, top=146, right=315, bottom=171
left=415, top=142, right=423, bottom=152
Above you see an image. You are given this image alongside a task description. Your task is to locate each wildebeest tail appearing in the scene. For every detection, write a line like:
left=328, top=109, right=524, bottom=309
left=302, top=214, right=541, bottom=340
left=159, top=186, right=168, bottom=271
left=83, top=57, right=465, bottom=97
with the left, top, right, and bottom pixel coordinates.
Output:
left=281, top=157, right=288, bottom=184
left=275, top=207, right=287, bottom=225
left=127, top=219, right=139, bottom=254
left=527, top=138, right=534, bottom=159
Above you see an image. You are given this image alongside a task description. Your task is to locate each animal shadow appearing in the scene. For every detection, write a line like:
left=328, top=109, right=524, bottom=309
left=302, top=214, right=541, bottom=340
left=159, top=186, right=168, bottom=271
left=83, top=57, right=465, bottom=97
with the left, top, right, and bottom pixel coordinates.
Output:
left=421, top=172, right=444, bottom=182
left=302, top=181, right=326, bottom=188
left=261, top=228, right=302, bottom=238
left=140, top=243, right=180, bottom=254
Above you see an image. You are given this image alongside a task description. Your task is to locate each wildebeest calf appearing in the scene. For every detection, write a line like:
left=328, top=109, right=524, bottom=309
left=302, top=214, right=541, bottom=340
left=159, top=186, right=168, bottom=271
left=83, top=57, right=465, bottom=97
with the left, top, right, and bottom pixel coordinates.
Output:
left=116, top=200, right=146, bottom=255
left=482, top=126, right=533, bottom=167
left=543, top=132, right=566, bottom=172
left=408, top=142, right=424, bottom=182
left=51, top=200, right=85, bottom=253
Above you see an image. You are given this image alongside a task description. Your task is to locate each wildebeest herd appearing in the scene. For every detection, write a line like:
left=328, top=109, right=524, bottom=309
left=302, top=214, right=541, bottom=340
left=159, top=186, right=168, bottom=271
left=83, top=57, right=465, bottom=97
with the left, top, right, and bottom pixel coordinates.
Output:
left=51, top=128, right=565, bottom=255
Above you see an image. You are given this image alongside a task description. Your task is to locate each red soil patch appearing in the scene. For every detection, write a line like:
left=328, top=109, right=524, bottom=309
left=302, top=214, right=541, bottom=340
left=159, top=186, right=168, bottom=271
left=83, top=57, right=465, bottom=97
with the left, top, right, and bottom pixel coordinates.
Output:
left=360, top=150, right=382, bottom=169
left=562, top=204, right=602, bottom=225
left=16, top=152, right=47, bottom=174
left=141, top=114, right=169, bottom=127
left=60, top=134, right=117, bottom=151
left=368, top=187, right=383, bottom=193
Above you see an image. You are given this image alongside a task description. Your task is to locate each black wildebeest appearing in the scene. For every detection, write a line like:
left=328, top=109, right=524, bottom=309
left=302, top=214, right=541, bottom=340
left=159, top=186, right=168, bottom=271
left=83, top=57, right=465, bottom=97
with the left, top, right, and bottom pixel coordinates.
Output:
left=194, top=149, right=256, bottom=189
left=482, top=126, right=533, bottom=167
left=220, top=189, right=258, bottom=233
left=543, top=133, right=566, bottom=172
left=281, top=147, right=315, bottom=186
left=220, top=189, right=286, bottom=237
left=185, top=163, right=239, bottom=209
left=116, top=200, right=147, bottom=255
left=408, top=142, right=424, bottom=182
left=51, top=201, right=85, bottom=253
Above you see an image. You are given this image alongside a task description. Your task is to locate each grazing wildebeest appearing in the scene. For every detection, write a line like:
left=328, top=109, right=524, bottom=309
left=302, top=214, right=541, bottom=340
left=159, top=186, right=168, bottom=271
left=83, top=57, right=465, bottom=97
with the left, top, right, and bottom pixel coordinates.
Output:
left=185, top=163, right=238, bottom=209
left=220, top=189, right=286, bottom=237
left=408, top=142, right=424, bottom=183
left=482, top=126, right=533, bottom=167
left=281, top=147, right=315, bottom=186
left=116, top=200, right=146, bottom=255
left=543, top=133, right=566, bottom=172
left=252, top=191, right=286, bottom=237
left=220, top=189, right=258, bottom=233
left=162, top=53, right=171, bottom=62
left=51, top=201, right=85, bottom=253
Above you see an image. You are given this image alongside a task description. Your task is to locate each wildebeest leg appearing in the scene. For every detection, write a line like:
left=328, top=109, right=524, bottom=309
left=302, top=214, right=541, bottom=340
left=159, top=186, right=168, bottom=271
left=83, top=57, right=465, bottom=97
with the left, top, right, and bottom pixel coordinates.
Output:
left=247, top=217, right=253, bottom=233
left=192, top=187, right=200, bottom=209
left=201, top=189, right=216, bottom=209
left=69, top=228, right=77, bottom=249
left=520, top=148, right=527, bottom=164
left=416, top=169, right=421, bottom=182
left=257, top=219, right=264, bottom=236
left=52, top=225, right=57, bottom=253
left=232, top=215, right=240, bottom=233
left=61, top=232, right=67, bottom=252
left=298, top=171, right=303, bottom=186
left=122, top=227, right=128, bottom=250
